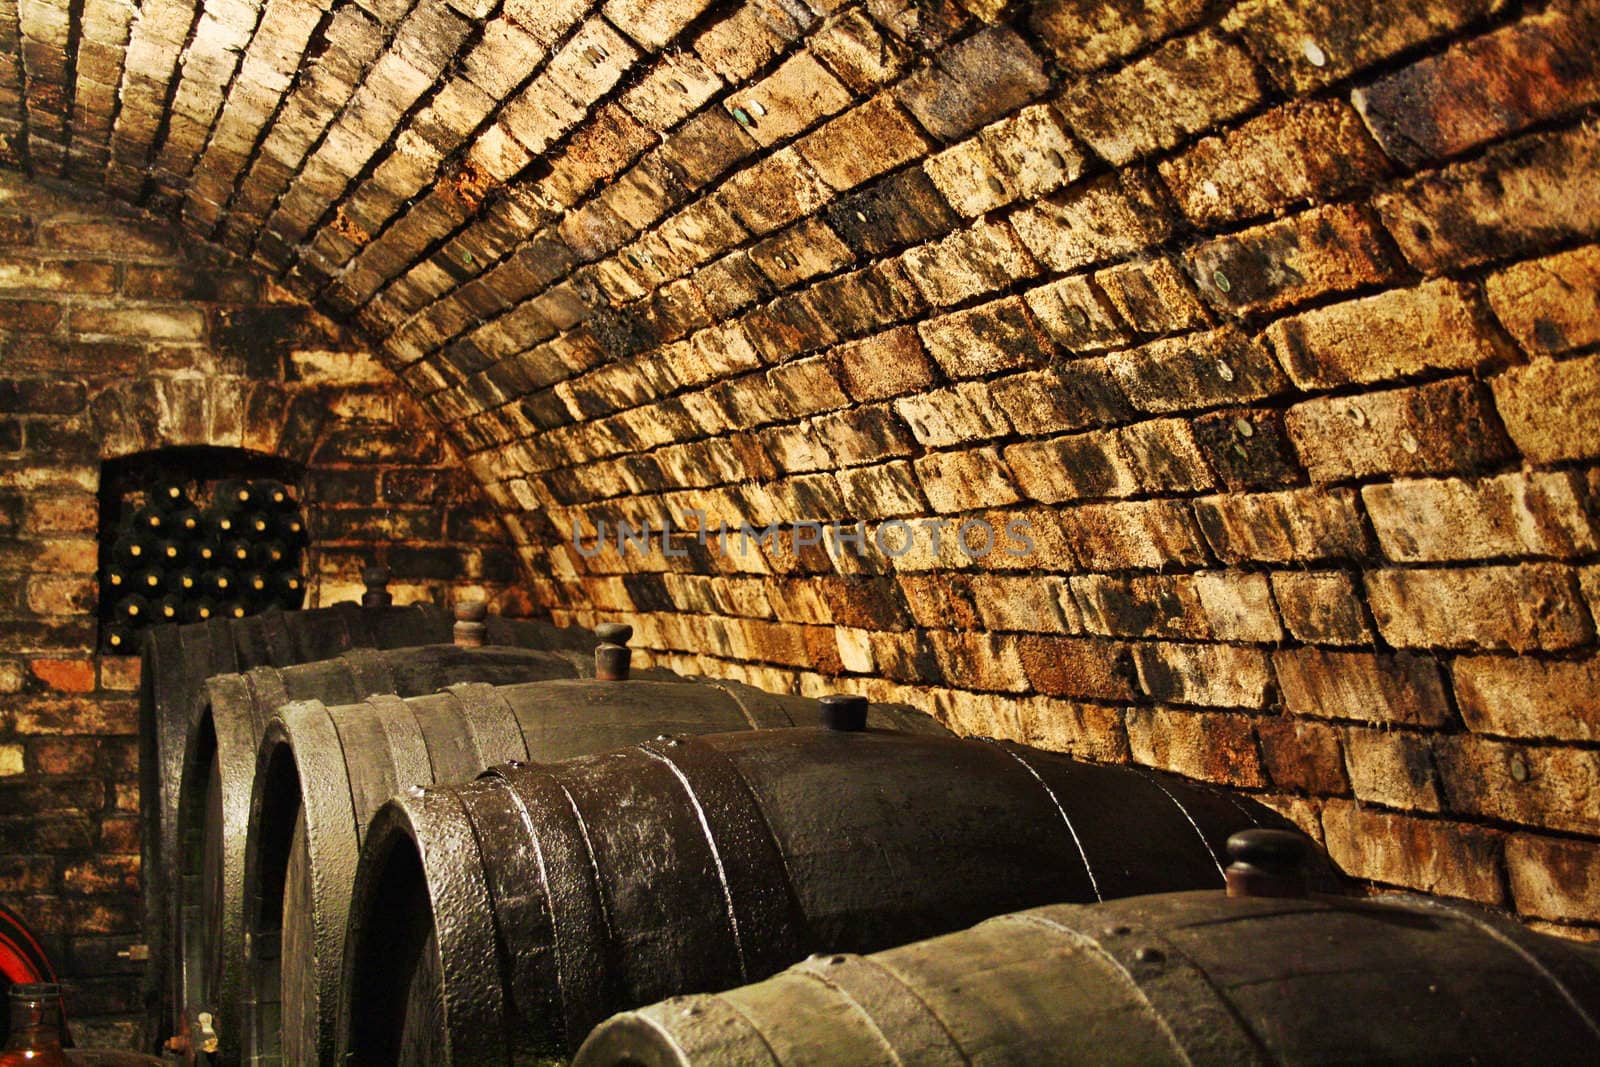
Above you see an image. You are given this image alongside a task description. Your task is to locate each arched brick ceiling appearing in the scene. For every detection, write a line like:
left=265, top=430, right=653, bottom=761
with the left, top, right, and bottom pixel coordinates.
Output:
left=6, top=0, right=1600, bottom=930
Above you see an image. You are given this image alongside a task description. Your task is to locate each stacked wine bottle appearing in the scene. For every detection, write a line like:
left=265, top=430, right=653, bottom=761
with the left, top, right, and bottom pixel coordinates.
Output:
left=101, top=478, right=308, bottom=653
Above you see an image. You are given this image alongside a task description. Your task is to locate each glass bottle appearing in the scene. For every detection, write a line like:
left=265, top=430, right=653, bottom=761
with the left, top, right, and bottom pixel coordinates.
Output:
left=1, top=982, right=69, bottom=1066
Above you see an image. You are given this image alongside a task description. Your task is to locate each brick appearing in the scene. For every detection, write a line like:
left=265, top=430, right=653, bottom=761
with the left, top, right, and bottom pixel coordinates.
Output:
left=1021, top=275, right=1131, bottom=354
left=1190, top=407, right=1301, bottom=491
left=1061, top=498, right=1210, bottom=570
left=1029, top=0, right=1212, bottom=74
left=1492, top=352, right=1600, bottom=465
left=1223, top=0, right=1501, bottom=94
left=979, top=104, right=1086, bottom=202
left=809, top=9, right=912, bottom=93
left=603, top=0, right=712, bottom=49
left=29, top=657, right=96, bottom=693
left=1286, top=378, right=1515, bottom=483
left=1194, top=487, right=1370, bottom=565
left=831, top=328, right=935, bottom=402
left=923, top=135, right=1014, bottom=219
left=1435, top=735, right=1600, bottom=836
left=1133, top=642, right=1272, bottom=708
left=1058, top=31, right=1263, bottom=167
left=1273, top=647, right=1450, bottom=727
left=1366, top=563, right=1594, bottom=653
left=1453, top=655, right=1600, bottom=743
left=1270, top=571, right=1372, bottom=646
left=0, top=257, right=116, bottom=293
left=1017, top=635, right=1137, bottom=701
left=67, top=305, right=206, bottom=340
left=1007, top=698, right=1129, bottom=764
left=1258, top=717, right=1347, bottom=795
left=912, top=448, right=1020, bottom=514
left=620, top=51, right=724, bottom=131
left=824, top=168, right=960, bottom=258
left=1320, top=799, right=1504, bottom=904
left=1010, top=170, right=1173, bottom=273
left=1266, top=279, right=1507, bottom=391
left=1185, top=203, right=1402, bottom=317
left=0, top=745, right=22, bottom=776
left=1363, top=471, right=1600, bottom=563
left=894, top=26, right=1049, bottom=142
left=903, top=219, right=1040, bottom=308
left=1093, top=257, right=1208, bottom=335
left=1353, top=6, right=1600, bottom=169
left=1377, top=121, right=1600, bottom=274
left=990, top=363, right=1132, bottom=436
left=1341, top=727, right=1443, bottom=811
left=916, top=296, right=1050, bottom=379
left=729, top=51, right=852, bottom=148
left=1506, top=834, right=1600, bottom=924
left=1159, top=99, right=1388, bottom=227
left=796, top=96, right=931, bottom=192
left=927, top=631, right=1028, bottom=693
left=1485, top=244, right=1600, bottom=357
left=1126, top=706, right=1266, bottom=787
left=1107, top=326, right=1288, bottom=415
left=967, top=577, right=1080, bottom=635
left=1005, top=430, right=1136, bottom=503
left=722, top=147, right=832, bottom=236
left=894, top=381, right=1010, bottom=448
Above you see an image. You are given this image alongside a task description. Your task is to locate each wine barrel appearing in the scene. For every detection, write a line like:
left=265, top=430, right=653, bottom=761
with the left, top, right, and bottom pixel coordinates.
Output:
left=173, top=644, right=590, bottom=1064
left=578, top=883, right=1600, bottom=1065
left=246, top=685, right=942, bottom=1065
left=337, top=726, right=1323, bottom=1066
left=138, top=601, right=454, bottom=1051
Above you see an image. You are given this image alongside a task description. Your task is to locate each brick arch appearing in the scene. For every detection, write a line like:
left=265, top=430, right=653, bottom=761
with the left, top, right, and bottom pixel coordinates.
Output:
left=86, top=378, right=316, bottom=464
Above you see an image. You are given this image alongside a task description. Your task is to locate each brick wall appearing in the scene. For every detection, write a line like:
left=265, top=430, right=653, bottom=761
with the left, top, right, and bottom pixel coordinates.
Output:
left=0, top=172, right=519, bottom=1044
left=1, top=0, right=1597, bottom=949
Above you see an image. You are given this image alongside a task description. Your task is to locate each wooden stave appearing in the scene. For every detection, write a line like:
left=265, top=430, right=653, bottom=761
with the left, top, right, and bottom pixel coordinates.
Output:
left=576, top=890, right=1600, bottom=1067
left=173, top=644, right=585, bottom=1065
left=245, top=677, right=889, bottom=1065
left=338, top=728, right=1303, bottom=1065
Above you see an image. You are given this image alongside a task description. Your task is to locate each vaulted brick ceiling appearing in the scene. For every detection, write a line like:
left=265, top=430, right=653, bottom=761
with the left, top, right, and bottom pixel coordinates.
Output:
left=6, top=0, right=1600, bottom=929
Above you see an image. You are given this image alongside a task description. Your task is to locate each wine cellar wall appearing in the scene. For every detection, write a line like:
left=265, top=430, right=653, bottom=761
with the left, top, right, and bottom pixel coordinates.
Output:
left=0, top=174, right=523, bottom=1046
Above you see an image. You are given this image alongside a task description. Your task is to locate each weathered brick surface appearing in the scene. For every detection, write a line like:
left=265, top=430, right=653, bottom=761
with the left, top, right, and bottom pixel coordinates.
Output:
left=5, top=0, right=1600, bottom=942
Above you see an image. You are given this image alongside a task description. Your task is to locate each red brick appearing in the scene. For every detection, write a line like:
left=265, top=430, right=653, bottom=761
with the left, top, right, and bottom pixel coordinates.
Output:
left=1320, top=799, right=1504, bottom=904
left=1453, top=654, right=1600, bottom=743
left=1258, top=717, right=1348, bottom=795
left=1185, top=203, right=1402, bottom=316
left=31, top=737, right=97, bottom=775
left=1285, top=378, right=1514, bottom=483
left=1017, top=635, right=1136, bottom=701
left=1353, top=6, right=1600, bottom=168
left=1366, top=564, right=1593, bottom=653
left=1126, top=706, right=1266, bottom=787
left=1273, top=647, right=1451, bottom=727
left=29, top=658, right=96, bottom=693
left=1058, top=31, right=1263, bottom=166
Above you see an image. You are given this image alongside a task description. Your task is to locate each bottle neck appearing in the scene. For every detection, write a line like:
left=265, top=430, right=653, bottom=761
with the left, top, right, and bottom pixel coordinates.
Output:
left=6, top=988, right=64, bottom=1051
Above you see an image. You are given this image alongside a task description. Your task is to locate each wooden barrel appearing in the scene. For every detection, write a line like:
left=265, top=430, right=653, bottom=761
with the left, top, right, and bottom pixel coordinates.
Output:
left=138, top=601, right=452, bottom=1050
left=336, top=727, right=1320, bottom=1066
left=172, top=644, right=588, bottom=1064
left=578, top=887, right=1600, bottom=1066
left=244, top=685, right=942, bottom=1065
